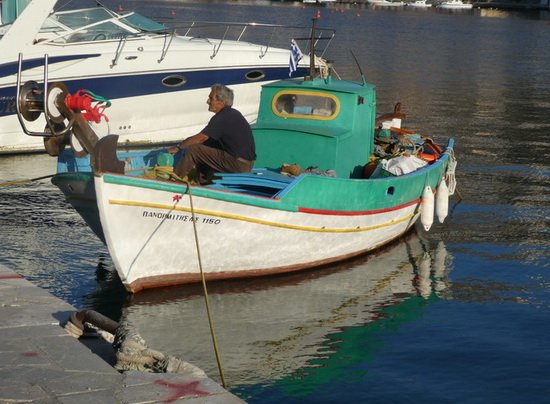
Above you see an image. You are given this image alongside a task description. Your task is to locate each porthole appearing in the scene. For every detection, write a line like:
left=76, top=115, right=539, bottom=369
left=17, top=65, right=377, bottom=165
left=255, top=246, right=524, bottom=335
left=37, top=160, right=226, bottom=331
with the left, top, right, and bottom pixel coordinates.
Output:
left=386, top=186, right=395, bottom=196
left=245, top=70, right=266, bottom=81
left=162, top=75, right=187, bottom=88
left=272, top=90, right=340, bottom=120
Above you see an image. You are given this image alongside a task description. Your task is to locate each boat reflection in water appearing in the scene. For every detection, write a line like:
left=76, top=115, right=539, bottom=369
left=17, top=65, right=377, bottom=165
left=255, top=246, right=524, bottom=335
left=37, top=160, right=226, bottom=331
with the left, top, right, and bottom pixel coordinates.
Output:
left=119, top=231, right=452, bottom=385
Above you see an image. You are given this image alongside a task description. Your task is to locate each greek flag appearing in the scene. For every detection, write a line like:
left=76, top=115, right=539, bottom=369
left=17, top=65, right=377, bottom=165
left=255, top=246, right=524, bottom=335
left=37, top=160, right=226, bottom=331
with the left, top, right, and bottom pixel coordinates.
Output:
left=289, top=39, right=303, bottom=77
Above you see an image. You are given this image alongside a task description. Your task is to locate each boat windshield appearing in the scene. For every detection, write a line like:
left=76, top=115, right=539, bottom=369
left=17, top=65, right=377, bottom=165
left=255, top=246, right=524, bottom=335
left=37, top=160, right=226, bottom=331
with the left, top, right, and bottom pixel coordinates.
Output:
left=41, top=7, right=168, bottom=43
left=273, top=90, right=339, bottom=120
left=119, top=12, right=168, bottom=33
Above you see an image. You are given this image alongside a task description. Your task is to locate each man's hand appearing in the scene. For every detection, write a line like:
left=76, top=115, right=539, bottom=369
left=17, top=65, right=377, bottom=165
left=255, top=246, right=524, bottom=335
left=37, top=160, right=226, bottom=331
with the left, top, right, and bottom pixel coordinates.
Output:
left=167, top=133, right=208, bottom=155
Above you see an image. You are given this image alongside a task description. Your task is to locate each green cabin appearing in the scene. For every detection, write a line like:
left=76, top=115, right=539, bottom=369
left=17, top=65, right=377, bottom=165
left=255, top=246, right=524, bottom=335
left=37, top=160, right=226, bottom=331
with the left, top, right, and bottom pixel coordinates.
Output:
left=252, top=77, right=376, bottom=179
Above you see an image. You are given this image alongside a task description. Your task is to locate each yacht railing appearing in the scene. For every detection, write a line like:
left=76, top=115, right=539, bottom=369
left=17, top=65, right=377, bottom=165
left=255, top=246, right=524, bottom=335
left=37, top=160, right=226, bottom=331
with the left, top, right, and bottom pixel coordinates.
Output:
left=178, top=21, right=335, bottom=60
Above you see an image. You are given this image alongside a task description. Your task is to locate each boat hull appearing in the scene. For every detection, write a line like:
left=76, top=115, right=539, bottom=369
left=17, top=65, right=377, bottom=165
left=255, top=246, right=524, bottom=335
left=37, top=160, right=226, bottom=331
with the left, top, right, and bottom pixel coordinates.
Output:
left=98, top=181, right=418, bottom=292
left=86, top=141, right=450, bottom=292
left=53, top=171, right=422, bottom=291
left=52, top=173, right=105, bottom=242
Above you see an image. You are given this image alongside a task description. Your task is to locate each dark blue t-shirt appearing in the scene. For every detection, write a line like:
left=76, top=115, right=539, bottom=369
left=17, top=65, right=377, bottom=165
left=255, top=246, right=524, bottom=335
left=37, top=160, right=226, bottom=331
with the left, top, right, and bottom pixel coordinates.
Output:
left=202, top=107, right=256, bottom=161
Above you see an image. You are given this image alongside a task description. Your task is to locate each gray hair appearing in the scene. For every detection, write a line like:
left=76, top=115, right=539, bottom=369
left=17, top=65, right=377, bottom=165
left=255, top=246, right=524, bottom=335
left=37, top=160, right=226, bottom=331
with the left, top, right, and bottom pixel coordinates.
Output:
left=211, top=84, right=234, bottom=107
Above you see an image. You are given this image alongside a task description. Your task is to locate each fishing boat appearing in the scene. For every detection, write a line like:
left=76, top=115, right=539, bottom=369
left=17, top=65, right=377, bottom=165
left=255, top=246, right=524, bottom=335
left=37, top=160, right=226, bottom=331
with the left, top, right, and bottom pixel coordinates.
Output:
left=15, top=28, right=457, bottom=292
left=437, top=0, right=473, bottom=9
left=0, top=0, right=327, bottom=154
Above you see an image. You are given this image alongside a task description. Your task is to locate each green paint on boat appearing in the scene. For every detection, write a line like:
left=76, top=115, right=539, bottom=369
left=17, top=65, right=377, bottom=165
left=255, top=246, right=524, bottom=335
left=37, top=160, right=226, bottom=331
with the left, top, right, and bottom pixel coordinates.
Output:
left=101, top=75, right=453, bottom=213
left=253, top=77, right=377, bottom=179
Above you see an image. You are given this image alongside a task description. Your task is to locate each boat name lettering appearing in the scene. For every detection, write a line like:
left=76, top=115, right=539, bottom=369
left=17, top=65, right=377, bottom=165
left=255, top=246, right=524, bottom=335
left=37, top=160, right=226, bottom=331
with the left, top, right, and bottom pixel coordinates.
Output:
left=0, top=96, right=16, bottom=114
left=142, top=210, right=221, bottom=225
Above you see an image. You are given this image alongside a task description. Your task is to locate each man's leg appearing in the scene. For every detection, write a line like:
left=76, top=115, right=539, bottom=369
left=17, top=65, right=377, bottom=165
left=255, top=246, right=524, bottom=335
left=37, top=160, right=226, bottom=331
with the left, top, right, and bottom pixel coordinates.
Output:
left=174, top=144, right=214, bottom=178
left=175, top=144, right=253, bottom=178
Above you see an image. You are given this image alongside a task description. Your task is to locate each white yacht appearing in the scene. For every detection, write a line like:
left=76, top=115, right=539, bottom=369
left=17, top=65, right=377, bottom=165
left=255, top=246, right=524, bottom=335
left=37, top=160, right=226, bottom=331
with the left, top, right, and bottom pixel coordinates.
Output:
left=408, top=0, right=433, bottom=8
left=437, top=0, right=473, bottom=9
left=0, top=0, right=326, bottom=154
left=368, top=0, right=406, bottom=7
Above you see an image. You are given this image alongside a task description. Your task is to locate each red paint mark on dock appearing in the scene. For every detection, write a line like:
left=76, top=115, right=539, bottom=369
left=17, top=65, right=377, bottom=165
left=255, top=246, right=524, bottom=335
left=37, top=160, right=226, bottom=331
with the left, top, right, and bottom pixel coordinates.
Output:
left=0, top=274, right=23, bottom=279
left=21, top=352, right=39, bottom=357
left=154, top=380, right=209, bottom=402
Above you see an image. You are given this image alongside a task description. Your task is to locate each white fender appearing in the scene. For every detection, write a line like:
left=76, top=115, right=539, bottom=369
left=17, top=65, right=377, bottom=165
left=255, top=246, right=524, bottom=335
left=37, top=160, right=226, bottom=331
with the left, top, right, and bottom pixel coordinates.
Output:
left=435, top=179, right=449, bottom=223
left=421, top=185, right=434, bottom=231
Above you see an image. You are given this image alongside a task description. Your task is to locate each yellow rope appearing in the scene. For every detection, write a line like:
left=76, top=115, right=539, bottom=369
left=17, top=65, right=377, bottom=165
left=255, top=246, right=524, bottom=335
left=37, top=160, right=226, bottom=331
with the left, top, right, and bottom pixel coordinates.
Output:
left=184, top=182, right=227, bottom=388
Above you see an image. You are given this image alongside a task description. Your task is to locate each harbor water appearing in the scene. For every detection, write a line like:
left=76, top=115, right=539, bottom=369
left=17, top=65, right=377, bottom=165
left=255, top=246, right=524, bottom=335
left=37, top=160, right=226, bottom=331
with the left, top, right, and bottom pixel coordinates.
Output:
left=1, top=1, right=549, bottom=402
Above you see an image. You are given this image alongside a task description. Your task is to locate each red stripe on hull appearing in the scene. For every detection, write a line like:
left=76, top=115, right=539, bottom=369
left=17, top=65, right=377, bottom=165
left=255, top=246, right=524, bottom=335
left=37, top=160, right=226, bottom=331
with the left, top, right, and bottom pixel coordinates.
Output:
left=298, top=198, right=420, bottom=216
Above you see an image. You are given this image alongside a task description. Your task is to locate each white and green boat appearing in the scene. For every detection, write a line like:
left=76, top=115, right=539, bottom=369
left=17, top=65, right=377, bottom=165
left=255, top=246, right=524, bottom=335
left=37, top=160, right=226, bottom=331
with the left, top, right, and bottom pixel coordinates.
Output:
left=18, top=50, right=457, bottom=293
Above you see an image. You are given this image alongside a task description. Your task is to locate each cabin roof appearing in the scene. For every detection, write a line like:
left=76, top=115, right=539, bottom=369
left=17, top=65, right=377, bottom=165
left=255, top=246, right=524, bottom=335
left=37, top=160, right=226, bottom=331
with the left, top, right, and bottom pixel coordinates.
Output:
left=262, top=77, right=375, bottom=95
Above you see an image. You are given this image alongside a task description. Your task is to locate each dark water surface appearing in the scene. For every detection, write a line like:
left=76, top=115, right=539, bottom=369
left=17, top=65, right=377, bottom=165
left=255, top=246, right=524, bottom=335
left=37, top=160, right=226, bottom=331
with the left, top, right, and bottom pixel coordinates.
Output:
left=1, top=1, right=549, bottom=403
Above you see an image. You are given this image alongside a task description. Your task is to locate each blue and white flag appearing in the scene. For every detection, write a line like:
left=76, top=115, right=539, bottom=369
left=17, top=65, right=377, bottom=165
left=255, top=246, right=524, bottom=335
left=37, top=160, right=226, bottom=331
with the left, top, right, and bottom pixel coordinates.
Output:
left=289, top=39, right=303, bottom=77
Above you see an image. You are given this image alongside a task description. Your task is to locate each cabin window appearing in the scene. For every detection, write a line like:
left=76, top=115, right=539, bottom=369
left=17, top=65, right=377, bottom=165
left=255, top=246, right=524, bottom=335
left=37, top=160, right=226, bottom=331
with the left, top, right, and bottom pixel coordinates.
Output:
left=272, top=90, right=339, bottom=120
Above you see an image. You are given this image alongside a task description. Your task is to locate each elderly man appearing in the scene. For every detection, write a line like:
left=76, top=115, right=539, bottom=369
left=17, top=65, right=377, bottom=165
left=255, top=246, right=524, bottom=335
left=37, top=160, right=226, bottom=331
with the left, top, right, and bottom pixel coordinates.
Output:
left=168, top=84, right=256, bottom=183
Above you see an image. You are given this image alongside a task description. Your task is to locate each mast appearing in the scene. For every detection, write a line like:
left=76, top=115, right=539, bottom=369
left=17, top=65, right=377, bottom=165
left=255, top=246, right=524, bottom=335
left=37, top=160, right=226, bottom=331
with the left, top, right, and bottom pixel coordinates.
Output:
left=308, top=17, right=316, bottom=80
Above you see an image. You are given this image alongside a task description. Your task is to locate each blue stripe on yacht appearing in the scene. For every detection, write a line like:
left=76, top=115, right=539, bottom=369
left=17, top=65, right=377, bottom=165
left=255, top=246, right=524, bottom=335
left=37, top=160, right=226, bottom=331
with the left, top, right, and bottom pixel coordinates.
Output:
left=0, top=54, right=101, bottom=77
left=0, top=66, right=308, bottom=117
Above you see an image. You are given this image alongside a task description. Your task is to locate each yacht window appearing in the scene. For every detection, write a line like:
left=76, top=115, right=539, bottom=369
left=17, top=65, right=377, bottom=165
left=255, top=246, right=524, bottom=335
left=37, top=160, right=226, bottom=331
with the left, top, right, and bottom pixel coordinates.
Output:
left=52, top=8, right=116, bottom=30
left=42, top=8, right=167, bottom=44
left=120, top=12, right=168, bottom=33
left=162, top=75, right=187, bottom=88
left=245, top=70, right=266, bottom=81
left=62, top=21, right=130, bottom=42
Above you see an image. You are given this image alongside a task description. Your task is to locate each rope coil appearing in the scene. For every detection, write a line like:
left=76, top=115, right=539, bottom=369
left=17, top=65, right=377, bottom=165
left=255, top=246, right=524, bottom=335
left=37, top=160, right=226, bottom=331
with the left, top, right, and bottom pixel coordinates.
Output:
left=65, top=89, right=111, bottom=123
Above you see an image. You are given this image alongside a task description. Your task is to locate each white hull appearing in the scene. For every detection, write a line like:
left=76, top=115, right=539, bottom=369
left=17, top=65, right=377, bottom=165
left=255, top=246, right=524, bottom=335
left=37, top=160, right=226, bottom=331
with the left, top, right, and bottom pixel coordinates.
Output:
left=438, top=1, right=473, bottom=9
left=368, top=0, right=406, bottom=6
left=408, top=1, right=433, bottom=7
left=95, top=174, right=420, bottom=292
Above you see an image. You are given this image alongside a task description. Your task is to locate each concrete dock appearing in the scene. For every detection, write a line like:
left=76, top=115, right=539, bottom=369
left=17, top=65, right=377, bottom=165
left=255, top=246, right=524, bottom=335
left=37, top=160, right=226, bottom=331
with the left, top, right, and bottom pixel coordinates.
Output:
left=0, top=263, right=243, bottom=403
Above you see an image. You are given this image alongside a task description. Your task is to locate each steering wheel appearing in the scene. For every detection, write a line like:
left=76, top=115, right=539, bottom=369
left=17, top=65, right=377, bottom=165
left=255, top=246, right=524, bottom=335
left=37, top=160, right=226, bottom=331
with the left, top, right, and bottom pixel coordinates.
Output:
left=93, top=33, right=107, bottom=41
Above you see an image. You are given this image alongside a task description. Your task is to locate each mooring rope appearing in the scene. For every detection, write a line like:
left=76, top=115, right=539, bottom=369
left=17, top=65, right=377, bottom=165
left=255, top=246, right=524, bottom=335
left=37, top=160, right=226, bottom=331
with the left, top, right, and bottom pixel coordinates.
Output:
left=185, top=180, right=227, bottom=388
left=0, top=174, right=56, bottom=187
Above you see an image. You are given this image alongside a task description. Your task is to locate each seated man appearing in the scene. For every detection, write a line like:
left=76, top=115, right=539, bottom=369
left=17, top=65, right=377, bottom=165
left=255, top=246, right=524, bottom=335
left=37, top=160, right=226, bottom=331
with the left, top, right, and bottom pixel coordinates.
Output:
left=168, top=84, right=256, bottom=183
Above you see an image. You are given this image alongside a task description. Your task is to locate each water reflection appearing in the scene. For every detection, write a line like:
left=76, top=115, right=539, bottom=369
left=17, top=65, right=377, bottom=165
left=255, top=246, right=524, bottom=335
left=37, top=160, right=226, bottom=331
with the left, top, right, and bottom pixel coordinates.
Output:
left=0, top=153, right=106, bottom=305
left=83, top=254, right=128, bottom=320
left=118, top=231, right=453, bottom=385
left=414, top=241, right=451, bottom=299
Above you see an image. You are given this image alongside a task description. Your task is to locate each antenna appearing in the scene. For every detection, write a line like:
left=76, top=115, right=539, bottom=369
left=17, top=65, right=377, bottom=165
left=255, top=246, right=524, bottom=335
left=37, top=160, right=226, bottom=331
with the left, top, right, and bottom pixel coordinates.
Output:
left=350, top=50, right=366, bottom=85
